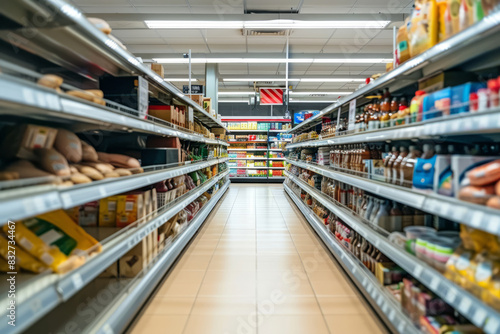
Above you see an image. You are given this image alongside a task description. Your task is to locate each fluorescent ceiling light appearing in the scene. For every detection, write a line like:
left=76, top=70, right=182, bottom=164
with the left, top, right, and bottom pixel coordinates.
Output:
left=289, top=91, right=353, bottom=95
left=153, top=58, right=391, bottom=64
left=218, top=91, right=256, bottom=95
left=223, top=78, right=289, bottom=82
left=164, top=78, right=198, bottom=81
left=289, top=99, right=338, bottom=103
left=145, top=20, right=389, bottom=30
left=219, top=99, right=248, bottom=103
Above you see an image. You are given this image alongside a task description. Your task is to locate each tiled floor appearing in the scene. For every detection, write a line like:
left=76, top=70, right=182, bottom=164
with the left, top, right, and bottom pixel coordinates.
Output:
left=129, top=184, right=387, bottom=334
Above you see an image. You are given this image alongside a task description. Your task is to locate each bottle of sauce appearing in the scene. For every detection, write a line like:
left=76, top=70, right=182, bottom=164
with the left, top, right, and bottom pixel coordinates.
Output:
left=380, top=97, right=391, bottom=128
left=392, top=146, right=408, bottom=184
left=386, top=146, right=399, bottom=183
left=397, top=97, right=409, bottom=126
left=410, top=90, right=426, bottom=123
left=389, top=201, right=403, bottom=232
left=401, top=145, right=422, bottom=187
left=374, top=200, right=391, bottom=230
left=389, top=97, right=399, bottom=127
left=383, top=87, right=391, bottom=99
left=370, top=198, right=381, bottom=222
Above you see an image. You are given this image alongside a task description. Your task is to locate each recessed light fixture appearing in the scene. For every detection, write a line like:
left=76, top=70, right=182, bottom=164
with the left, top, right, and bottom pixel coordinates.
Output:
left=153, top=58, right=392, bottom=64
left=145, top=20, right=390, bottom=30
left=299, top=78, right=366, bottom=82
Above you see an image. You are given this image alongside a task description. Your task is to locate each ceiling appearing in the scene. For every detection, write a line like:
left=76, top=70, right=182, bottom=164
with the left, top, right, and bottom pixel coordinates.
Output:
left=71, top=0, right=413, bottom=103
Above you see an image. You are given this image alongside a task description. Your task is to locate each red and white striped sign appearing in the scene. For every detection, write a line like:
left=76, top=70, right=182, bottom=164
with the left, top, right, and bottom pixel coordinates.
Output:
left=260, top=88, right=284, bottom=105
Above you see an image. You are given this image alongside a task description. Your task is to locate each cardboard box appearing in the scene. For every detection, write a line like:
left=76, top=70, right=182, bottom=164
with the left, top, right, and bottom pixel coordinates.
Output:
left=119, top=239, right=148, bottom=278
left=176, top=105, right=186, bottom=128
left=79, top=201, right=99, bottom=227
left=99, top=261, right=119, bottom=278
left=146, top=137, right=182, bottom=163
left=116, top=193, right=145, bottom=227
left=100, top=76, right=149, bottom=119
left=189, top=94, right=203, bottom=107
left=148, top=105, right=178, bottom=125
left=150, top=63, right=164, bottom=78
left=151, top=188, right=158, bottom=215
left=99, top=196, right=118, bottom=227
left=1, top=124, right=58, bottom=160
left=188, top=107, right=194, bottom=124
left=144, top=190, right=153, bottom=216
left=211, top=127, right=226, bottom=136
left=203, top=97, right=211, bottom=113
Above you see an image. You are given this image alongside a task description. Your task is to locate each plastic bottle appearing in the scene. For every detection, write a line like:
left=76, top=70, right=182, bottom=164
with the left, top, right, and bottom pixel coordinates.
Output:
left=401, top=145, right=422, bottom=187
left=370, top=198, right=382, bottom=223
left=390, top=202, right=403, bottom=232
left=380, top=98, right=391, bottom=128
left=402, top=205, right=415, bottom=229
left=387, top=146, right=400, bottom=184
left=393, top=146, right=408, bottom=184
left=410, top=91, right=426, bottom=123
left=374, top=200, right=391, bottom=230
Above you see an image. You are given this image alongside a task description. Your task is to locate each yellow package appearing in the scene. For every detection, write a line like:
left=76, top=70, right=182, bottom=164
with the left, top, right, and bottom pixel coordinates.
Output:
left=0, top=234, right=48, bottom=273
left=449, top=0, right=461, bottom=34
left=437, top=0, right=449, bottom=41
left=409, top=0, right=439, bottom=57
left=3, top=210, right=101, bottom=272
left=99, top=196, right=118, bottom=227
left=396, top=18, right=411, bottom=64
left=460, top=225, right=500, bottom=254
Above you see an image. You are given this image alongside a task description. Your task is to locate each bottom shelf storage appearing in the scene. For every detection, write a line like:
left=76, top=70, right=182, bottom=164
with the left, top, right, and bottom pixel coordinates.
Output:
left=284, top=183, right=419, bottom=334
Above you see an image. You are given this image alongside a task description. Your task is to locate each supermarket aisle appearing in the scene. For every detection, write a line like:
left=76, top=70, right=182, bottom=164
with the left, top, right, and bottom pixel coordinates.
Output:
left=128, top=184, right=387, bottom=334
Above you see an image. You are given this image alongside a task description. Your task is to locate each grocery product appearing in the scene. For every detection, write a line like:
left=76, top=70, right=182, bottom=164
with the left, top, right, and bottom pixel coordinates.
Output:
left=116, top=193, right=145, bottom=227
left=1, top=124, right=58, bottom=160
left=5, top=210, right=101, bottom=273
left=97, top=152, right=141, bottom=169
left=36, top=74, right=63, bottom=89
left=0, top=234, right=48, bottom=273
left=35, top=148, right=71, bottom=177
left=409, top=0, right=439, bottom=57
left=99, top=196, right=118, bottom=227
left=87, top=17, right=112, bottom=34
left=81, top=141, right=99, bottom=162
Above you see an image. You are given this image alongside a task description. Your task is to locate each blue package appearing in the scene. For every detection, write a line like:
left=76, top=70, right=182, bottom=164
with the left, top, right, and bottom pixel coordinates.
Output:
left=413, top=155, right=437, bottom=191
left=422, top=93, right=436, bottom=121
left=450, top=82, right=486, bottom=114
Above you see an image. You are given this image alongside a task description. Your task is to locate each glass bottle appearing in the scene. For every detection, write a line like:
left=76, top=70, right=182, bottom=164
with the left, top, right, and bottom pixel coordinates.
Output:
left=380, top=97, right=391, bottom=128
left=392, top=146, right=408, bottom=184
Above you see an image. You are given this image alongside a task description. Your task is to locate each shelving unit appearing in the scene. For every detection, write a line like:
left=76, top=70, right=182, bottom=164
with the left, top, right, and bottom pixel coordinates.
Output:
left=285, top=171, right=500, bottom=333
left=223, top=117, right=290, bottom=182
left=0, top=2, right=230, bottom=333
left=282, top=13, right=500, bottom=334
left=283, top=183, right=420, bottom=334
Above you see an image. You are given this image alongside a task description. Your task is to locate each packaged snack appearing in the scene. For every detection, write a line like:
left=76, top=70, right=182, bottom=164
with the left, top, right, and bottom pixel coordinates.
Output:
left=396, top=19, right=411, bottom=65
left=467, top=159, right=500, bottom=186
left=0, top=234, right=48, bottom=273
left=409, top=0, right=439, bottom=57
left=99, top=196, right=118, bottom=227
left=116, top=193, right=145, bottom=227
left=79, top=201, right=99, bottom=227
left=4, top=210, right=101, bottom=272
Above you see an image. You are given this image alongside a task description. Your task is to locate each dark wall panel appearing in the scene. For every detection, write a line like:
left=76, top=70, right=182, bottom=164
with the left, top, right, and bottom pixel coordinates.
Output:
left=218, top=102, right=331, bottom=117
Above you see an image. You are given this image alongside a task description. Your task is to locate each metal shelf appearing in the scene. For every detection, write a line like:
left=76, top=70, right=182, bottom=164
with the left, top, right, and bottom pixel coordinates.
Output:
left=286, top=107, right=500, bottom=149
left=228, top=166, right=269, bottom=169
left=0, top=0, right=225, bottom=130
left=285, top=171, right=500, bottom=334
left=288, top=10, right=500, bottom=134
left=286, top=159, right=500, bottom=236
left=0, top=158, right=228, bottom=225
left=228, top=157, right=268, bottom=160
left=0, top=75, right=228, bottom=147
left=86, top=180, right=230, bottom=334
left=228, top=141, right=268, bottom=143
left=0, top=170, right=229, bottom=334
left=283, top=183, right=419, bottom=334
left=228, top=149, right=268, bottom=151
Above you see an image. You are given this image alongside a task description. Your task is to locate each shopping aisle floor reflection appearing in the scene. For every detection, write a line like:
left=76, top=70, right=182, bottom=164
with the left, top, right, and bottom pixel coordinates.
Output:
left=128, top=184, right=388, bottom=334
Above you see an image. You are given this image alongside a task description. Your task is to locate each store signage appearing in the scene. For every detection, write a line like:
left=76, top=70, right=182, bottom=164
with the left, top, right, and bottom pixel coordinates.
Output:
left=348, top=99, right=356, bottom=131
left=260, top=88, right=283, bottom=105
left=182, top=85, right=204, bottom=94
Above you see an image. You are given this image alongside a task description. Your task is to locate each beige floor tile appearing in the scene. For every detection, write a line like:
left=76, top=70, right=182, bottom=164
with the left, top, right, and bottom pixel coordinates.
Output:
left=257, top=253, right=304, bottom=272
left=257, top=296, right=322, bottom=315
left=258, top=315, right=330, bottom=334
left=257, top=270, right=314, bottom=299
left=175, top=254, right=213, bottom=271
left=190, top=296, right=256, bottom=315
left=144, top=296, right=195, bottom=315
left=156, top=270, right=206, bottom=297
left=324, top=314, right=387, bottom=334
left=299, top=252, right=338, bottom=272
left=307, top=271, right=358, bottom=297
left=198, top=270, right=256, bottom=297
left=207, top=253, right=256, bottom=271
left=183, top=314, right=257, bottom=334
left=129, top=315, right=187, bottom=334
left=317, top=296, right=372, bottom=315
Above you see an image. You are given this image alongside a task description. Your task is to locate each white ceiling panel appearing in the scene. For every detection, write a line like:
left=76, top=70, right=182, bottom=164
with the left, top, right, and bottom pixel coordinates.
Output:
left=127, top=44, right=175, bottom=53
left=219, top=64, right=249, bottom=71
left=358, top=45, right=392, bottom=53
left=331, top=29, right=379, bottom=39
left=204, top=29, right=245, bottom=39
left=365, top=38, right=393, bottom=46
left=167, top=44, right=210, bottom=53
left=107, top=21, right=147, bottom=29
left=294, top=83, right=322, bottom=89
left=111, top=29, right=159, bottom=38
left=188, top=6, right=240, bottom=14
left=289, top=38, right=330, bottom=45
left=315, top=83, right=348, bottom=89
left=246, top=36, right=287, bottom=45
left=155, top=30, right=203, bottom=38
left=79, top=6, right=137, bottom=13
left=209, top=44, right=247, bottom=52
left=332, top=70, right=365, bottom=75
left=247, top=44, right=286, bottom=53
left=320, top=45, right=362, bottom=54
left=135, top=6, right=193, bottom=13
left=300, top=6, right=353, bottom=13
left=354, top=0, right=408, bottom=6
left=130, top=0, right=187, bottom=5
left=289, top=45, right=324, bottom=53
left=376, top=30, right=396, bottom=39
left=290, top=29, right=334, bottom=38
left=118, top=37, right=166, bottom=44
left=304, top=0, right=354, bottom=6
left=72, top=0, right=129, bottom=5
left=327, top=37, right=371, bottom=46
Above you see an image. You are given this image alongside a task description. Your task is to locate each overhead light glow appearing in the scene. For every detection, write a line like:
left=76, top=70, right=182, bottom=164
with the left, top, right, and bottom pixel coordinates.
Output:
left=223, top=78, right=289, bottom=82
left=153, top=58, right=391, bottom=64
left=219, top=99, right=248, bottom=103
left=299, top=78, right=366, bottom=82
left=145, top=20, right=390, bottom=30
left=164, top=78, right=199, bottom=81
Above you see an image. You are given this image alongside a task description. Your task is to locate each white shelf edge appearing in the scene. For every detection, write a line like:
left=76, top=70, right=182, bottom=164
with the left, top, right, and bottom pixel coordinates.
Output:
left=283, top=183, right=419, bottom=334
left=285, top=171, right=500, bottom=334
left=286, top=159, right=500, bottom=236
left=0, top=171, right=229, bottom=334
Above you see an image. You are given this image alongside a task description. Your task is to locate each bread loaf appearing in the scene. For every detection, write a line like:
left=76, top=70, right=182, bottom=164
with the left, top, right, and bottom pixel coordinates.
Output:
left=80, top=161, right=114, bottom=174
left=54, top=129, right=82, bottom=163
left=35, top=149, right=70, bottom=176
left=81, top=141, right=99, bottom=162
left=67, top=90, right=96, bottom=102
left=72, top=164, right=104, bottom=180
left=4, top=160, right=52, bottom=178
left=97, top=152, right=141, bottom=168
left=114, top=168, right=133, bottom=176
left=37, top=74, right=63, bottom=89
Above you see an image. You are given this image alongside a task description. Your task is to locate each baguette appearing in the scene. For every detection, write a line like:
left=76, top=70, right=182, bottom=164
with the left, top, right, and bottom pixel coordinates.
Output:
left=114, top=168, right=133, bottom=176
left=67, top=90, right=95, bottom=102
left=129, top=167, right=144, bottom=174
left=97, top=152, right=140, bottom=168
left=0, top=172, right=19, bottom=180
left=104, top=171, right=120, bottom=178
left=70, top=173, right=93, bottom=184
left=37, top=74, right=63, bottom=89
left=85, top=90, right=104, bottom=98
left=72, top=164, right=104, bottom=180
